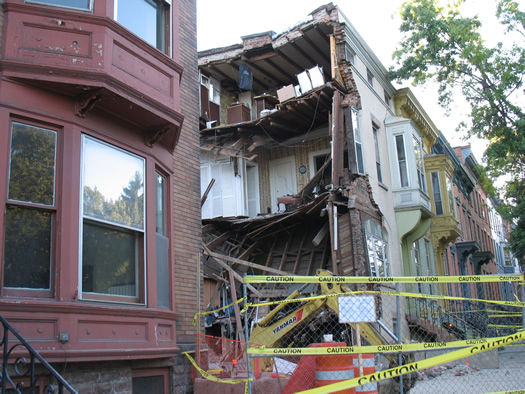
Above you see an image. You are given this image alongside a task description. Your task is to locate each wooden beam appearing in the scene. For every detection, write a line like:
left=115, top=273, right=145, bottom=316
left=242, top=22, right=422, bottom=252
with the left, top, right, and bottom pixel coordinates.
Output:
left=206, top=231, right=233, bottom=250
left=278, top=234, right=293, bottom=272
left=203, top=245, right=262, bottom=296
left=293, top=232, right=308, bottom=274
left=227, top=268, right=245, bottom=342
left=312, top=222, right=329, bottom=247
left=204, top=249, right=293, bottom=276
left=247, top=136, right=269, bottom=152
left=201, top=178, right=216, bottom=207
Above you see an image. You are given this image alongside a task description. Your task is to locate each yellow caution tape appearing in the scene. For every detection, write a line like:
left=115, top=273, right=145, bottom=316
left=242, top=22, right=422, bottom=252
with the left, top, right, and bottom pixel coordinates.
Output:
left=489, top=314, right=522, bottom=318
left=193, top=297, right=247, bottom=326
left=360, top=290, right=525, bottom=308
left=240, top=291, right=358, bottom=313
left=240, top=289, right=525, bottom=314
left=488, top=324, right=524, bottom=328
left=244, top=274, right=524, bottom=284
left=247, top=335, right=519, bottom=355
left=486, top=391, right=525, bottom=394
left=296, top=330, right=525, bottom=393
left=184, top=352, right=252, bottom=389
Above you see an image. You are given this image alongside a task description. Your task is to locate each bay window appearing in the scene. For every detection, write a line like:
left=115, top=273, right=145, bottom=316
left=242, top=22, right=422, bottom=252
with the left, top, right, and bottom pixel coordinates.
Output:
left=115, top=0, right=171, bottom=53
left=4, top=122, right=57, bottom=295
left=81, top=136, right=145, bottom=303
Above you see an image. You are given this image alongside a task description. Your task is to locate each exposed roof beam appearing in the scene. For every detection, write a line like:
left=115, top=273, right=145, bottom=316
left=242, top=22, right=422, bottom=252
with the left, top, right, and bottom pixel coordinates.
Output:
left=264, top=58, right=296, bottom=83
left=275, top=49, right=305, bottom=76
left=290, top=42, right=317, bottom=69
left=301, top=32, right=331, bottom=66
left=242, top=58, right=287, bottom=87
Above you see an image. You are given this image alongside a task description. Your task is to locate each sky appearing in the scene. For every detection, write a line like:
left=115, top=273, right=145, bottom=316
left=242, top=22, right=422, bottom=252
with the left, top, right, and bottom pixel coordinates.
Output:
left=197, top=0, right=516, bottom=163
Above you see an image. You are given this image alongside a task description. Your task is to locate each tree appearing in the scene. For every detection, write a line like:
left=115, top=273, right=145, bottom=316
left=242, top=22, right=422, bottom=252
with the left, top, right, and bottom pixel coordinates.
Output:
left=388, top=0, right=525, bottom=263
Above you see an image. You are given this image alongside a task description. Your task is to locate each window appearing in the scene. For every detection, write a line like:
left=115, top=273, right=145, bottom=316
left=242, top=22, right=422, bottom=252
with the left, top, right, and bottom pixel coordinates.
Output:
left=81, top=136, right=145, bottom=303
left=446, top=175, right=456, bottom=218
left=384, top=93, right=391, bottom=107
left=504, top=247, right=512, bottom=266
left=367, top=69, right=374, bottom=86
left=395, top=134, right=409, bottom=187
left=365, top=220, right=389, bottom=277
left=373, top=127, right=383, bottom=183
left=156, top=172, right=170, bottom=308
left=413, top=241, right=422, bottom=291
left=430, top=172, right=443, bottom=215
left=132, top=368, right=169, bottom=394
left=4, top=122, right=57, bottom=295
left=115, top=0, right=170, bottom=53
left=345, top=45, right=355, bottom=65
left=413, top=135, right=426, bottom=192
left=351, top=109, right=365, bottom=175
left=26, top=0, right=92, bottom=11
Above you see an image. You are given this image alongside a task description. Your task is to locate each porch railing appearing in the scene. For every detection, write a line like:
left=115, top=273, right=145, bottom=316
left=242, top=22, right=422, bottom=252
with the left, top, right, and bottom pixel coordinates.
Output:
left=0, top=315, right=76, bottom=394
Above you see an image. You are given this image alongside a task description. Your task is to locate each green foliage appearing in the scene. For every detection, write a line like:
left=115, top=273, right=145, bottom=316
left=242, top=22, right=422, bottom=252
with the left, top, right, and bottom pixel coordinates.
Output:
left=389, top=0, right=525, bottom=263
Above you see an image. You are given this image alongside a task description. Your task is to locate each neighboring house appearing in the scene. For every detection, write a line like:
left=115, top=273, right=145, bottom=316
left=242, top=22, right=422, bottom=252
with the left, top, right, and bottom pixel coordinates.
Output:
left=197, top=2, right=465, bottom=348
left=488, top=197, right=521, bottom=304
left=0, top=0, right=200, bottom=392
left=436, top=145, right=500, bottom=337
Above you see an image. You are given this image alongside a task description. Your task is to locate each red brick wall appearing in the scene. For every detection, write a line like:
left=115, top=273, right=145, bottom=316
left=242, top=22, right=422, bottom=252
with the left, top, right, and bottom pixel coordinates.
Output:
left=173, top=0, right=202, bottom=344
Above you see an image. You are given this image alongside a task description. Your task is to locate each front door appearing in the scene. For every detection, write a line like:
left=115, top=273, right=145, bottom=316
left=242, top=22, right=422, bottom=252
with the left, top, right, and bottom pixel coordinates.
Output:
left=269, top=156, right=297, bottom=212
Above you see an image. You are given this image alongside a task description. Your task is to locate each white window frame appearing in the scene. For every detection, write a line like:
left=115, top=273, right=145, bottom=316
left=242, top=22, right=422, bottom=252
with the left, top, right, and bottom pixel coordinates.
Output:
left=373, top=126, right=383, bottom=184
left=365, top=220, right=389, bottom=277
left=394, top=134, right=409, bottom=188
left=413, top=135, right=426, bottom=192
left=351, top=109, right=365, bottom=175
left=79, top=135, right=146, bottom=304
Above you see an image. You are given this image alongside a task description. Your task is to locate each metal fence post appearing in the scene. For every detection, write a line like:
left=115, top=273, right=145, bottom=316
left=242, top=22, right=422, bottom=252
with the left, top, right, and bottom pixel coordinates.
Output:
left=244, top=280, right=252, bottom=394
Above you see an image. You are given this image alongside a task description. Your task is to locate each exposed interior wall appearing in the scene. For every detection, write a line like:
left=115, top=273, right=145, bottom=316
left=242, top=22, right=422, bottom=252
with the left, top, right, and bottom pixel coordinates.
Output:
left=255, top=136, right=330, bottom=213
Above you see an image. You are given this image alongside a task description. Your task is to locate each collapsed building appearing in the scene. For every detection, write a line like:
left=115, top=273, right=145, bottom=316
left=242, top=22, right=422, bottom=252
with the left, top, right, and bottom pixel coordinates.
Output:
left=197, top=2, right=467, bottom=351
left=197, top=2, right=410, bottom=351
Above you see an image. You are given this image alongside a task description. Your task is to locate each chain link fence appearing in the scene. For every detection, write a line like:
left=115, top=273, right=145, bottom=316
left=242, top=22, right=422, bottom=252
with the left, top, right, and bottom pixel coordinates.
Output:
left=237, top=271, right=525, bottom=393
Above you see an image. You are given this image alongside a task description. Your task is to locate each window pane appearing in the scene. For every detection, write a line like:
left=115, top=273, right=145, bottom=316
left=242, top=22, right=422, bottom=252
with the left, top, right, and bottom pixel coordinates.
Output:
left=373, top=128, right=383, bottom=183
left=82, top=136, right=144, bottom=230
left=117, top=0, right=159, bottom=48
left=9, top=122, right=56, bottom=206
left=156, top=172, right=170, bottom=308
left=395, top=135, right=408, bottom=187
left=446, top=176, right=456, bottom=218
left=26, top=0, right=91, bottom=10
left=413, top=136, right=426, bottom=191
left=431, top=172, right=443, bottom=215
left=156, top=173, right=166, bottom=235
left=4, top=207, right=51, bottom=289
left=356, top=143, right=364, bottom=175
left=82, top=220, right=141, bottom=296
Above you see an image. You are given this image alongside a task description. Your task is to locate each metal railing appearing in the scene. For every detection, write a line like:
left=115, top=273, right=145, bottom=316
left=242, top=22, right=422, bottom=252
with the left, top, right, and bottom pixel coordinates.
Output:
left=0, top=315, right=76, bottom=394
